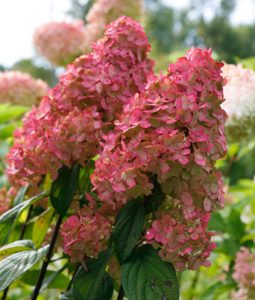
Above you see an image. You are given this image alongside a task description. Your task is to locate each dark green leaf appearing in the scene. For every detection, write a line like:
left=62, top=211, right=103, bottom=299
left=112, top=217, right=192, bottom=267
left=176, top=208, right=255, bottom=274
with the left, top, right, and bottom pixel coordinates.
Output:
left=144, top=181, right=164, bottom=214
left=208, top=212, right=226, bottom=232
left=73, top=249, right=113, bottom=300
left=0, top=191, right=49, bottom=245
left=12, top=185, right=29, bottom=207
left=32, top=208, right=54, bottom=247
left=216, top=238, right=240, bottom=257
left=114, top=199, right=145, bottom=263
left=226, top=209, right=245, bottom=241
left=79, top=161, right=94, bottom=193
left=21, top=268, right=69, bottom=290
left=122, top=245, right=179, bottom=300
left=0, top=245, right=49, bottom=291
left=50, top=165, right=80, bottom=217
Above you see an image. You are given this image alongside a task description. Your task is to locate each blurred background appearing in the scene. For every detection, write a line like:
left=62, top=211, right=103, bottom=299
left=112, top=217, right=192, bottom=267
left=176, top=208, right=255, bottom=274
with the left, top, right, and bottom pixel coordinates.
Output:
left=1, top=0, right=255, bottom=83
left=1, top=1, right=255, bottom=299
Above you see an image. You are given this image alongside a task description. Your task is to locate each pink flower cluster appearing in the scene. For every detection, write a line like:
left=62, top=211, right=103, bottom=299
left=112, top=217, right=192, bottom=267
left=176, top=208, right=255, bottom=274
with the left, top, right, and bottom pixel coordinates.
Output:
left=92, top=48, right=227, bottom=270
left=146, top=211, right=216, bottom=271
left=61, top=206, right=112, bottom=262
left=233, top=247, right=255, bottom=298
left=33, top=20, right=86, bottom=66
left=0, top=71, right=48, bottom=106
left=84, top=0, right=142, bottom=51
left=0, top=187, right=12, bottom=215
left=7, top=17, right=153, bottom=188
left=92, top=48, right=226, bottom=208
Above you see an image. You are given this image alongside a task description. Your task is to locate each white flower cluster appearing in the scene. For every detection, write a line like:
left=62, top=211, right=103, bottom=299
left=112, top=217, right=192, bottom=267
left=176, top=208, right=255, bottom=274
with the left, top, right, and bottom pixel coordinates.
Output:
left=222, top=64, right=255, bottom=142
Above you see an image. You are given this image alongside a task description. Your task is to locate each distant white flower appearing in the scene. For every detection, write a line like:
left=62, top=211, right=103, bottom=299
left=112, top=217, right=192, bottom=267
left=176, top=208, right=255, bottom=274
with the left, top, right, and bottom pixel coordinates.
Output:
left=222, top=64, right=255, bottom=142
left=0, top=71, right=48, bottom=106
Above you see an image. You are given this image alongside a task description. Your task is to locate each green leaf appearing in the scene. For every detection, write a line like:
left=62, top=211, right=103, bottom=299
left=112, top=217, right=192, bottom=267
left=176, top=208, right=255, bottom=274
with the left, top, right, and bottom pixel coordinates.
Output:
left=0, top=123, right=17, bottom=139
left=73, top=249, right=113, bottom=300
left=226, top=209, right=245, bottom=241
left=208, top=212, right=226, bottom=232
left=32, top=208, right=54, bottom=247
left=59, top=289, right=75, bottom=300
left=50, top=165, right=80, bottom=217
left=0, top=104, right=28, bottom=123
left=12, top=185, right=29, bottom=207
left=79, top=161, right=94, bottom=193
left=21, top=268, right=69, bottom=290
left=0, top=191, right=49, bottom=245
left=216, top=238, right=240, bottom=257
left=122, top=245, right=179, bottom=300
left=241, top=232, right=255, bottom=243
left=113, top=199, right=145, bottom=264
left=0, top=240, right=34, bottom=259
left=0, top=244, right=49, bottom=291
left=201, top=281, right=235, bottom=300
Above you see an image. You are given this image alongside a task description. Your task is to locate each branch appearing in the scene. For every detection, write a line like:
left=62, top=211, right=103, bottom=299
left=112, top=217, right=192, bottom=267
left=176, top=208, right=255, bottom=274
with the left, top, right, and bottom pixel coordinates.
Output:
left=117, top=285, right=124, bottom=300
left=31, top=215, right=62, bottom=300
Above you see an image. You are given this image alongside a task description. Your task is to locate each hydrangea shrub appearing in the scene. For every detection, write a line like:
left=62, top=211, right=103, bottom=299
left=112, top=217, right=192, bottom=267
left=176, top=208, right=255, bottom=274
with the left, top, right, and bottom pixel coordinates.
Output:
left=1, top=17, right=227, bottom=300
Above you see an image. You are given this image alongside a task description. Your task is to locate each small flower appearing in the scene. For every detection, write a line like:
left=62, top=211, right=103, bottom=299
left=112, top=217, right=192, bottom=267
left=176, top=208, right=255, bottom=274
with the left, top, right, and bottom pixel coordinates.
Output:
left=33, top=20, right=86, bottom=66
left=0, top=71, right=48, bottom=106
left=61, top=207, right=112, bottom=262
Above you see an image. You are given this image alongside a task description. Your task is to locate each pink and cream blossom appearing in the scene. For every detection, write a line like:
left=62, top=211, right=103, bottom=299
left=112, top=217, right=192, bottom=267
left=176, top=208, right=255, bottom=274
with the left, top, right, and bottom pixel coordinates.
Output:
left=232, top=247, right=255, bottom=299
left=7, top=17, right=153, bottom=187
left=0, top=71, right=48, bottom=106
left=61, top=206, right=112, bottom=262
left=33, top=20, right=86, bottom=66
left=84, top=0, right=142, bottom=51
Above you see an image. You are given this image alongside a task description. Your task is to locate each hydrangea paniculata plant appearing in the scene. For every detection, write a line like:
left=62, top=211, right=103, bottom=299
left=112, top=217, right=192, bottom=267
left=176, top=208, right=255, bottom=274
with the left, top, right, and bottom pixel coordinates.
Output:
left=7, top=17, right=226, bottom=273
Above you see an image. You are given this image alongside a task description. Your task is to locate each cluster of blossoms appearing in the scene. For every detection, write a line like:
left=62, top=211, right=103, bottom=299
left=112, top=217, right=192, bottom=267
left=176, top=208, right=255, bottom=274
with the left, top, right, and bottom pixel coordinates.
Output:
left=0, top=187, right=13, bottom=214
left=61, top=205, right=112, bottom=263
left=232, top=247, right=255, bottom=299
left=92, top=47, right=227, bottom=270
left=8, top=17, right=153, bottom=187
left=84, top=0, right=142, bottom=51
left=222, top=64, right=255, bottom=142
left=8, top=17, right=226, bottom=270
left=0, top=71, right=48, bottom=106
left=33, top=20, right=86, bottom=66
left=34, top=0, right=142, bottom=66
